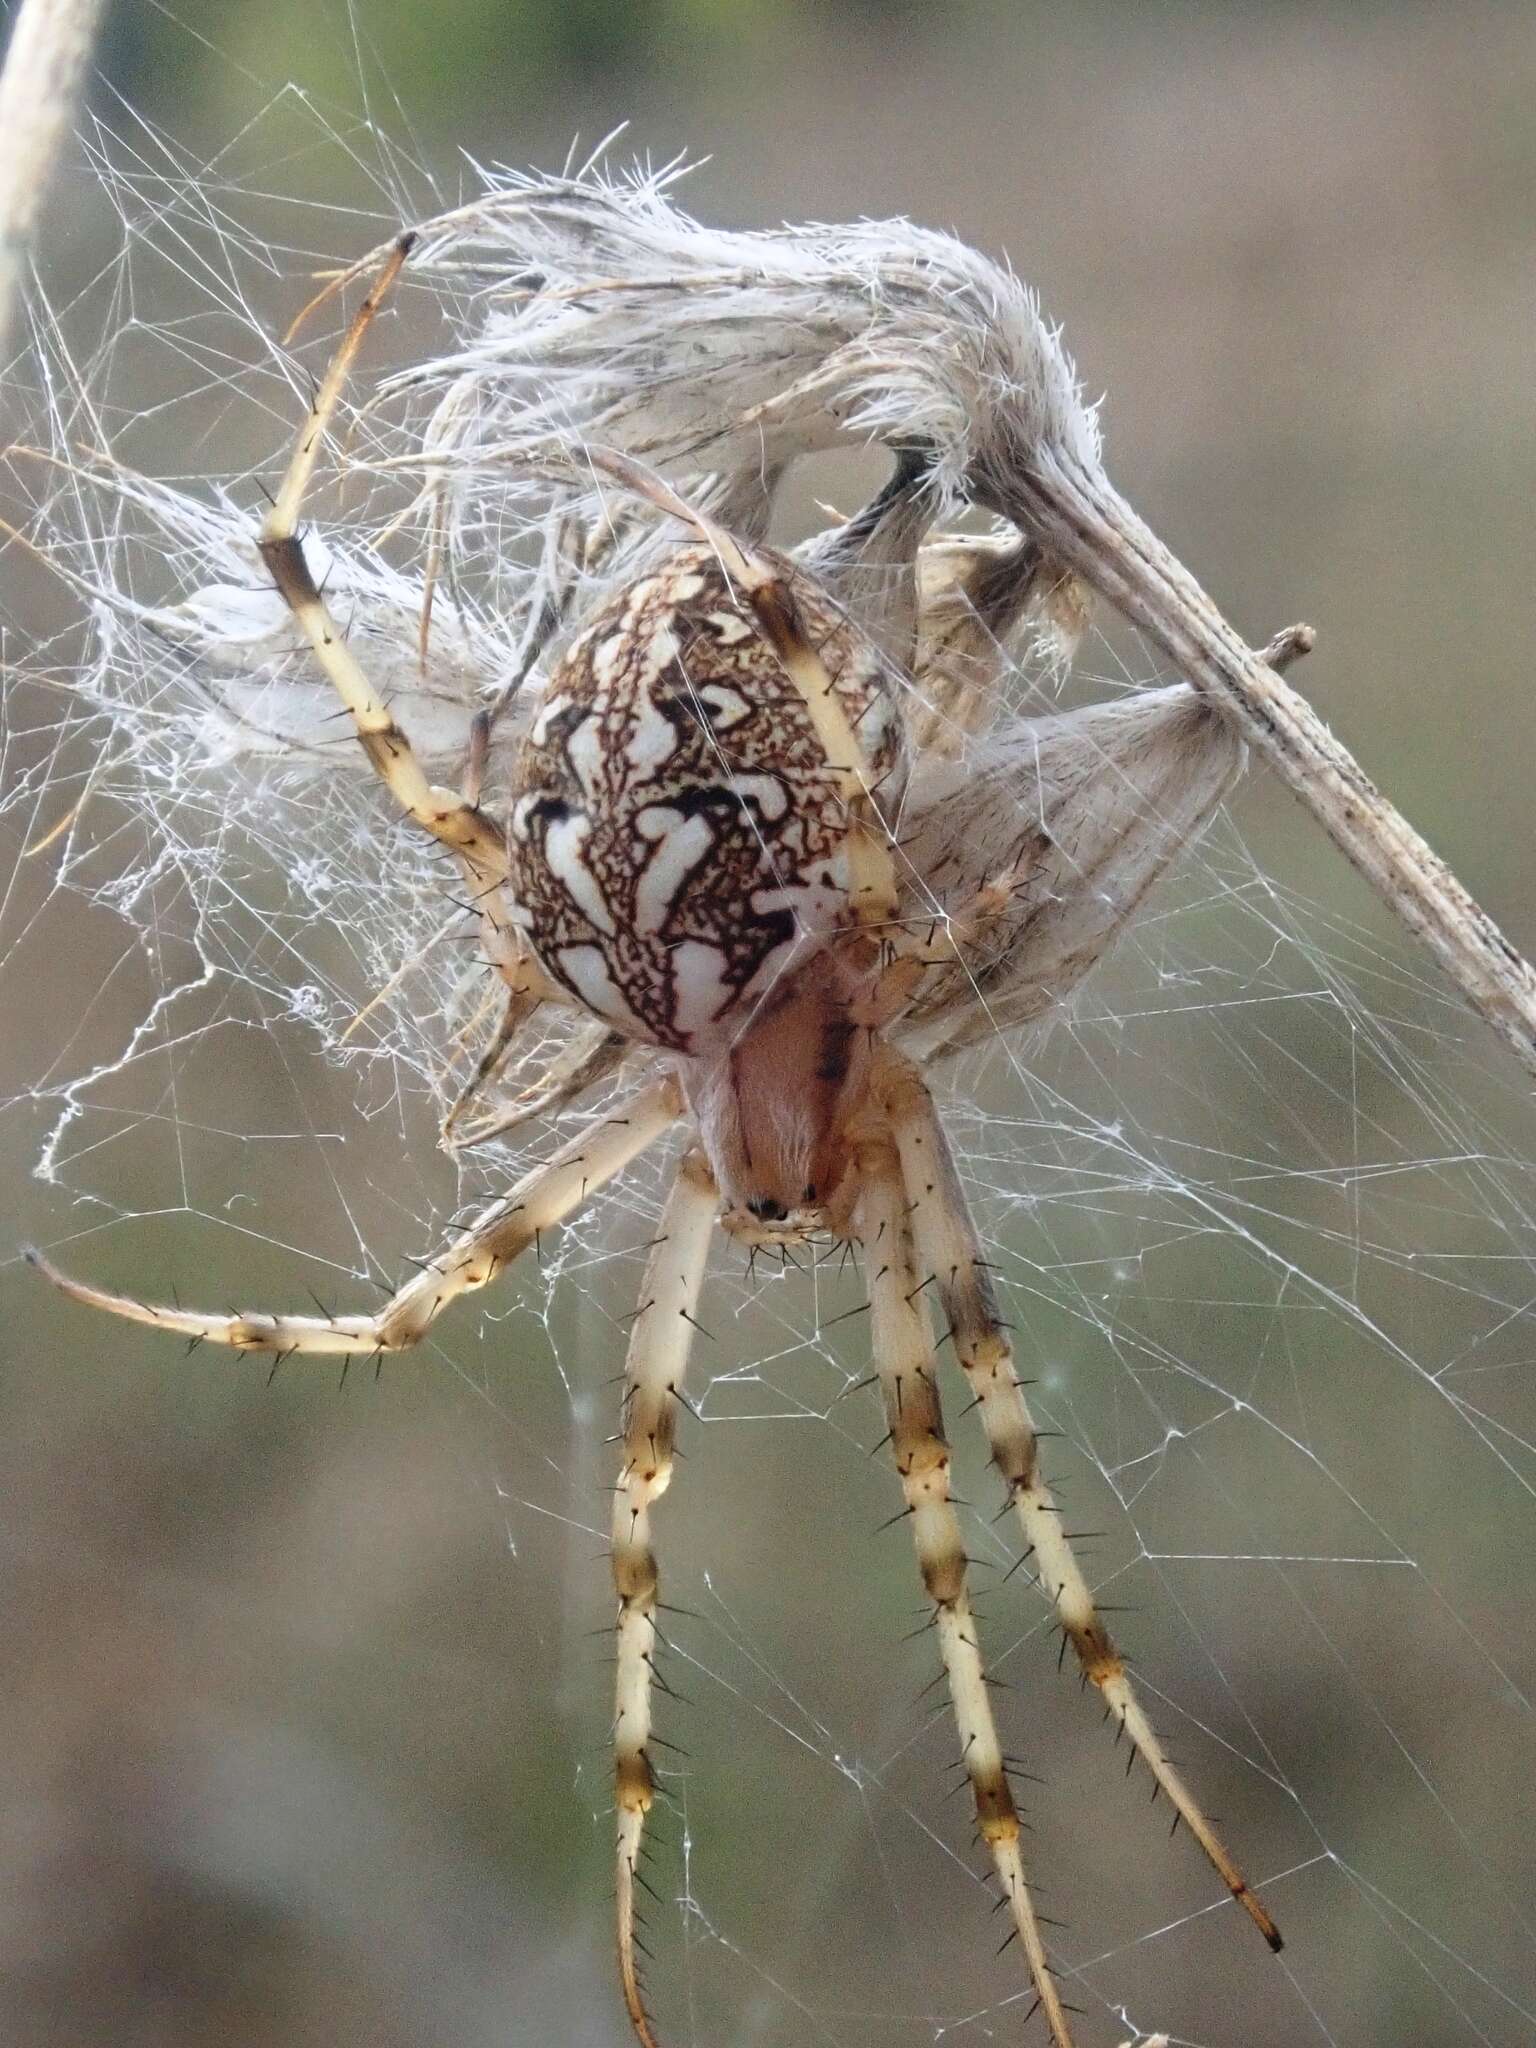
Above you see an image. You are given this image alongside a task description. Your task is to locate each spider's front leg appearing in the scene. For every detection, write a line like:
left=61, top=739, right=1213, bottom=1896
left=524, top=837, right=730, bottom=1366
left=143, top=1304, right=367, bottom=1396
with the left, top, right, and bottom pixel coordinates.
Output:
left=876, top=1048, right=1282, bottom=1953
left=610, top=1147, right=718, bottom=2048
left=29, top=1080, right=680, bottom=1358
left=859, top=1135, right=1076, bottom=2048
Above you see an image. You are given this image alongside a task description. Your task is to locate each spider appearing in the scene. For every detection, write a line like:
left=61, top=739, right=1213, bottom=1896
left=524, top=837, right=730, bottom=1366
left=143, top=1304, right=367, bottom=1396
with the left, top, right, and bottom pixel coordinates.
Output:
left=25, top=229, right=1283, bottom=2047
left=35, top=181, right=1509, bottom=2043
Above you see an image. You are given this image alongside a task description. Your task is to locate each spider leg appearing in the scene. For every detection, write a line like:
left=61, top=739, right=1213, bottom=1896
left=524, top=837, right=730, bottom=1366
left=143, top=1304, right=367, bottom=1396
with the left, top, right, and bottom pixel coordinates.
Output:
left=447, top=1021, right=629, bottom=1153
left=611, top=1147, right=718, bottom=2048
left=725, top=543, right=900, bottom=934
left=440, top=967, right=551, bottom=1144
left=910, top=531, right=1084, bottom=756
left=877, top=1049, right=1283, bottom=1953
left=860, top=1135, right=1075, bottom=2048
left=256, top=239, right=562, bottom=1013
left=257, top=240, right=505, bottom=878
left=29, top=1079, right=680, bottom=1357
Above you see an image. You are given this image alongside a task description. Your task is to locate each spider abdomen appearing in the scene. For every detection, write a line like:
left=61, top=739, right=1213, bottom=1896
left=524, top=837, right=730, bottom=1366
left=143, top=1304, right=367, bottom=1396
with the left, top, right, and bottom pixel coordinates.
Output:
left=508, top=543, right=903, bottom=1053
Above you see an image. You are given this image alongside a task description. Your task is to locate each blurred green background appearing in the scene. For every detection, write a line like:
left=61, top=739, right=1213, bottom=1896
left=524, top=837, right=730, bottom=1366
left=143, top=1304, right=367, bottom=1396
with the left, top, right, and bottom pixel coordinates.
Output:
left=3, top=3, right=1536, bottom=2046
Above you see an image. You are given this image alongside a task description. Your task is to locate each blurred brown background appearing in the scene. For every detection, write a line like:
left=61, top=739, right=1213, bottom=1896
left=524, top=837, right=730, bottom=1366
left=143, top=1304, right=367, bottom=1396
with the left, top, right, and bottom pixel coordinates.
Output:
left=3, top=3, right=1536, bottom=2045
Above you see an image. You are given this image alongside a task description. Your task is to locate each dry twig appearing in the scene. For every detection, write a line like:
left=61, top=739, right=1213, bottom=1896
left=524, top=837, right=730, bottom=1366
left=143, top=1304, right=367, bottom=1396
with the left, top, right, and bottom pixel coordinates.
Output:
left=0, top=0, right=106, bottom=359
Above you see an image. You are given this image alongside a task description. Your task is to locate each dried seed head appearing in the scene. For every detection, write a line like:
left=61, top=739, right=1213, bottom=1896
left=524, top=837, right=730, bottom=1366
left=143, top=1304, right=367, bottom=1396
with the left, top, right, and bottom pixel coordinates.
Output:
left=380, top=161, right=1099, bottom=538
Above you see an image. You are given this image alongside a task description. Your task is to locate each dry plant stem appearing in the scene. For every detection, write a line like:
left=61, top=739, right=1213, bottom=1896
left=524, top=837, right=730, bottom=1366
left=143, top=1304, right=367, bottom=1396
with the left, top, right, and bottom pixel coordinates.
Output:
left=612, top=1149, right=718, bottom=2048
left=861, top=1139, right=1073, bottom=2048
left=879, top=1049, right=1283, bottom=1953
left=28, top=1081, right=680, bottom=1355
left=0, top=0, right=106, bottom=360
left=1012, top=451, right=1536, bottom=1080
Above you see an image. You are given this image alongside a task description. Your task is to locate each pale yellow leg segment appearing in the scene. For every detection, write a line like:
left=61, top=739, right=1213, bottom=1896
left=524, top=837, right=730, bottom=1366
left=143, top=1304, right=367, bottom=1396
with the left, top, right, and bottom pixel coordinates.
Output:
left=730, top=568, right=899, bottom=932
left=257, top=239, right=508, bottom=879
left=256, top=238, right=553, bottom=1020
left=446, top=1020, right=628, bottom=1153
left=30, top=1080, right=680, bottom=1357
left=878, top=1051, right=1282, bottom=1953
left=861, top=1139, right=1075, bottom=2048
left=440, top=971, right=552, bottom=1146
left=611, top=1149, right=718, bottom=2048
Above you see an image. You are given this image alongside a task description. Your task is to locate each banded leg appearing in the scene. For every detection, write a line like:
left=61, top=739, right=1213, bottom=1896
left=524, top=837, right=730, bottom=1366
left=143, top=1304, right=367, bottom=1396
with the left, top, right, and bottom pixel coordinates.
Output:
left=257, top=239, right=508, bottom=880
left=29, top=1080, right=680, bottom=1357
left=447, top=1020, right=628, bottom=1152
left=726, top=543, right=900, bottom=934
left=257, top=239, right=556, bottom=1023
left=611, top=1149, right=718, bottom=2048
left=878, top=1050, right=1281, bottom=1952
left=440, top=966, right=551, bottom=1145
left=861, top=1138, right=1073, bottom=2048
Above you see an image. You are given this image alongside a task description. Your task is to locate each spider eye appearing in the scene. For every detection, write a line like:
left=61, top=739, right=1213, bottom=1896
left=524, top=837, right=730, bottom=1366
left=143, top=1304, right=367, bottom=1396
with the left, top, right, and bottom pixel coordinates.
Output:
left=747, top=1196, right=788, bottom=1222
left=802, top=1183, right=818, bottom=1203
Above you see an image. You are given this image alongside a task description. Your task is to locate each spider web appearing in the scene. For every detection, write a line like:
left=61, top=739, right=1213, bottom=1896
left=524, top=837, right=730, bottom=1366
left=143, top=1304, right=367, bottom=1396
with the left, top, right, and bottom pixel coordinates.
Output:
left=3, top=85, right=1534, bottom=2048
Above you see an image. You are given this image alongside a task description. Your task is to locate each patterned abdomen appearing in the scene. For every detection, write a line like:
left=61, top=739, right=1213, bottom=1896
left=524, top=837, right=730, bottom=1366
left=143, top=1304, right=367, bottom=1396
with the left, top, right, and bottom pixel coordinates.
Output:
left=508, top=544, right=904, bottom=1054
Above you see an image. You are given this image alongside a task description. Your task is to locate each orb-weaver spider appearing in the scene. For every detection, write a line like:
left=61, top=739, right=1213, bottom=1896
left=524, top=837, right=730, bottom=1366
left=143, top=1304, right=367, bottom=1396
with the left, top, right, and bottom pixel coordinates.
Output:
left=31, top=169, right=1536, bottom=2045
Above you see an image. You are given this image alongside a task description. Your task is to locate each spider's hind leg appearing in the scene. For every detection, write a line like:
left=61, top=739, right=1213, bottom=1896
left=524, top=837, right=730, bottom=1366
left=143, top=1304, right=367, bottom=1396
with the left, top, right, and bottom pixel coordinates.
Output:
left=257, top=238, right=554, bottom=1026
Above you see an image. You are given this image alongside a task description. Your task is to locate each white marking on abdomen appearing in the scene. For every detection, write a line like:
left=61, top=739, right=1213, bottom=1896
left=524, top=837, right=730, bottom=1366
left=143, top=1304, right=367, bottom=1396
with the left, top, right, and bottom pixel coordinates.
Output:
left=699, top=682, right=751, bottom=729
left=633, top=806, right=717, bottom=934
left=544, top=812, right=616, bottom=934
left=726, top=773, right=789, bottom=822
left=670, top=940, right=734, bottom=1044
left=593, top=631, right=631, bottom=687
left=645, top=624, right=679, bottom=671
left=626, top=687, right=678, bottom=777
left=565, top=715, right=607, bottom=801
left=556, top=944, right=647, bottom=1035
left=531, top=693, right=572, bottom=745
left=705, top=611, right=754, bottom=645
